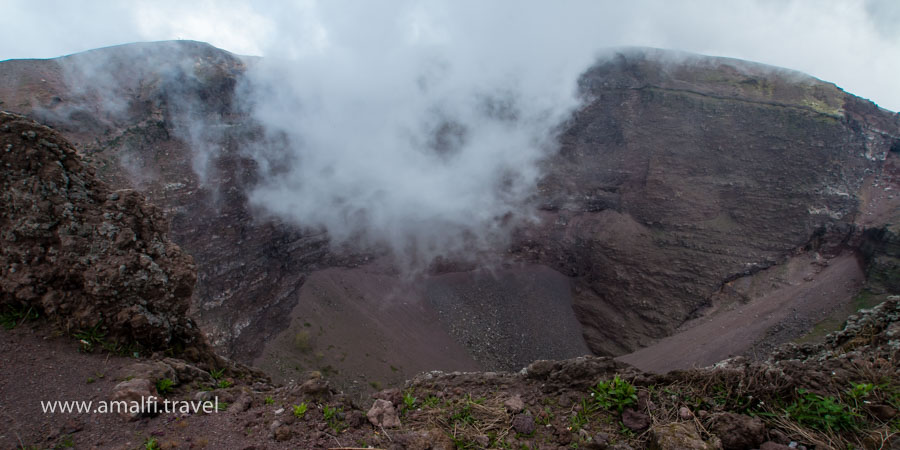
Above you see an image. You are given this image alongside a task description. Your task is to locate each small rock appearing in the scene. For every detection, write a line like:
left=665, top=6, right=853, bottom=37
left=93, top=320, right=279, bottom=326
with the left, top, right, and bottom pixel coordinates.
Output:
left=273, top=407, right=284, bottom=415
left=558, top=393, right=573, bottom=408
left=760, top=442, right=792, bottom=450
left=110, top=378, right=158, bottom=420
left=649, top=422, right=715, bottom=450
left=390, top=431, right=433, bottom=450
left=709, top=412, right=765, bottom=450
left=512, top=414, right=535, bottom=434
left=609, top=444, right=635, bottom=450
left=274, top=425, right=292, bottom=442
left=504, top=394, right=525, bottom=413
left=346, top=410, right=366, bottom=428
left=118, top=361, right=177, bottom=385
left=372, top=388, right=402, bottom=406
left=678, top=406, right=693, bottom=421
left=367, top=399, right=401, bottom=428
left=300, top=377, right=330, bottom=397
left=592, top=432, right=610, bottom=448
left=621, top=408, right=650, bottom=431
left=867, top=404, right=897, bottom=421
left=228, top=391, right=252, bottom=413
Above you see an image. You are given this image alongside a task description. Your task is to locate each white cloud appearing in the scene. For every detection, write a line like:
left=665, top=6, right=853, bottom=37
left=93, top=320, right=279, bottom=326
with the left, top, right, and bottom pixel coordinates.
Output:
left=1, top=1, right=897, bottom=111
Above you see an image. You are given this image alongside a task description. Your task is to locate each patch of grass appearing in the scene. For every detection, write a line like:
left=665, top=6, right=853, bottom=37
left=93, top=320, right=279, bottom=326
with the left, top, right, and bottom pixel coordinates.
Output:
left=143, top=437, right=160, bottom=450
left=73, top=322, right=106, bottom=352
left=402, top=390, right=417, bottom=415
left=293, top=402, right=308, bottom=419
left=569, top=409, right=590, bottom=431
left=450, top=402, right=476, bottom=426
left=786, top=389, right=860, bottom=432
left=217, top=379, right=233, bottom=389
left=320, top=365, right=338, bottom=377
left=536, top=406, right=554, bottom=425
left=0, top=303, right=39, bottom=329
left=156, top=378, right=174, bottom=396
left=54, top=434, right=75, bottom=449
left=423, top=395, right=440, bottom=408
left=209, top=368, right=225, bottom=380
left=293, top=330, right=312, bottom=352
left=590, top=375, right=637, bottom=413
left=265, top=396, right=275, bottom=405
left=323, top=404, right=346, bottom=432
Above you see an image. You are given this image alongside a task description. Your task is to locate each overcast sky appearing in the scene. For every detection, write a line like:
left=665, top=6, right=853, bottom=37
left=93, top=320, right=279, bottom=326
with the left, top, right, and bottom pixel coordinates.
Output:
left=1, top=0, right=898, bottom=112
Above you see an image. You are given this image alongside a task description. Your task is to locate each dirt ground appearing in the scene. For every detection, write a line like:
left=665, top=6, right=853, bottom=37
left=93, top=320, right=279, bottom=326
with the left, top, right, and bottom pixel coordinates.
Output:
left=619, top=251, right=864, bottom=372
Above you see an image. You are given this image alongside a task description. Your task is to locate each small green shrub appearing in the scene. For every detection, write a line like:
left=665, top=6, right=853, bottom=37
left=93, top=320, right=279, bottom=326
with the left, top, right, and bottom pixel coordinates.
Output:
left=590, top=375, right=638, bottom=413
left=0, top=304, right=38, bottom=329
left=293, top=402, right=308, bottom=418
left=402, top=390, right=417, bottom=413
left=265, top=396, right=275, bottom=405
left=847, top=382, right=875, bottom=408
left=73, top=322, right=106, bottom=352
left=209, top=368, right=225, bottom=380
left=293, top=330, right=312, bottom=352
left=786, top=389, right=860, bottom=432
left=451, top=402, right=476, bottom=426
left=569, top=409, right=589, bottom=431
left=323, top=404, right=346, bottom=432
left=143, top=437, right=160, bottom=450
left=156, top=378, right=174, bottom=395
left=423, top=395, right=440, bottom=408
left=217, top=379, right=233, bottom=389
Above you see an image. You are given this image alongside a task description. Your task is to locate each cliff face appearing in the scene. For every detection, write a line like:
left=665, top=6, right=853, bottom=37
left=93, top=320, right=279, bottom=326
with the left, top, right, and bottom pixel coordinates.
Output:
left=516, top=49, right=900, bottom=355
left=0, top=111, right=203, bottom=354
left=2, top=43, right=898, bottom=381
left=0, top=41, right=334, bottom=359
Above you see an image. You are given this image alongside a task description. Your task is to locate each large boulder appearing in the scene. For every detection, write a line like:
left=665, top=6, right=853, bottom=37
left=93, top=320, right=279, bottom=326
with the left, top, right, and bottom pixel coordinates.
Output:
left=0, top=112, right=207, bottom=355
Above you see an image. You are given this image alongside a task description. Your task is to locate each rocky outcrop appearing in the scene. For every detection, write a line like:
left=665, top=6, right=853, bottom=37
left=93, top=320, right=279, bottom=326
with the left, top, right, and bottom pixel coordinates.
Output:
left=0, top=111, right=205, bottom=354
left=516, top=49, right=900, bottom=355
left=0, top=41, right=335, bottom=360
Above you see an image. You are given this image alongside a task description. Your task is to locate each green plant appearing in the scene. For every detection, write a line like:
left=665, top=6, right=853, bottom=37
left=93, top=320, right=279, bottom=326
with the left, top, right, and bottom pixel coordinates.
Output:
left=618, top=421, right=635, bottom=437
left=402, top=390, right=417, bottom=414
left=55, top=434, right=75, bottom=448
left=217, top=379, right=233, bottom=389
left=450, top=402, right=476, bottom=426
left=143, top=437, right=160, bottom=450
left=293, top=330, right=312, bottom=352
left=0, top=304, right=38, bottom=329
left=156, top=378, right=174, bottom=395
left=323, top=404, right=346, bottom=432
left=786, top=389, right=860, bottom=432
left=536, top=406, right=554, bottom=425
left=209, top=368, right=225, bottom=380
left=847, top=382, right=875, bottom=408
left=293, top=402, right=308, bottom=418
left=590, top=375, right=638, bottom=413
left=569, top=409, right=589, bottom=431
left=265, top=396, right=275, bottom=405
left=423, top=395, right=440, bottom=408
left=73, top=322, right=107, bottom=352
